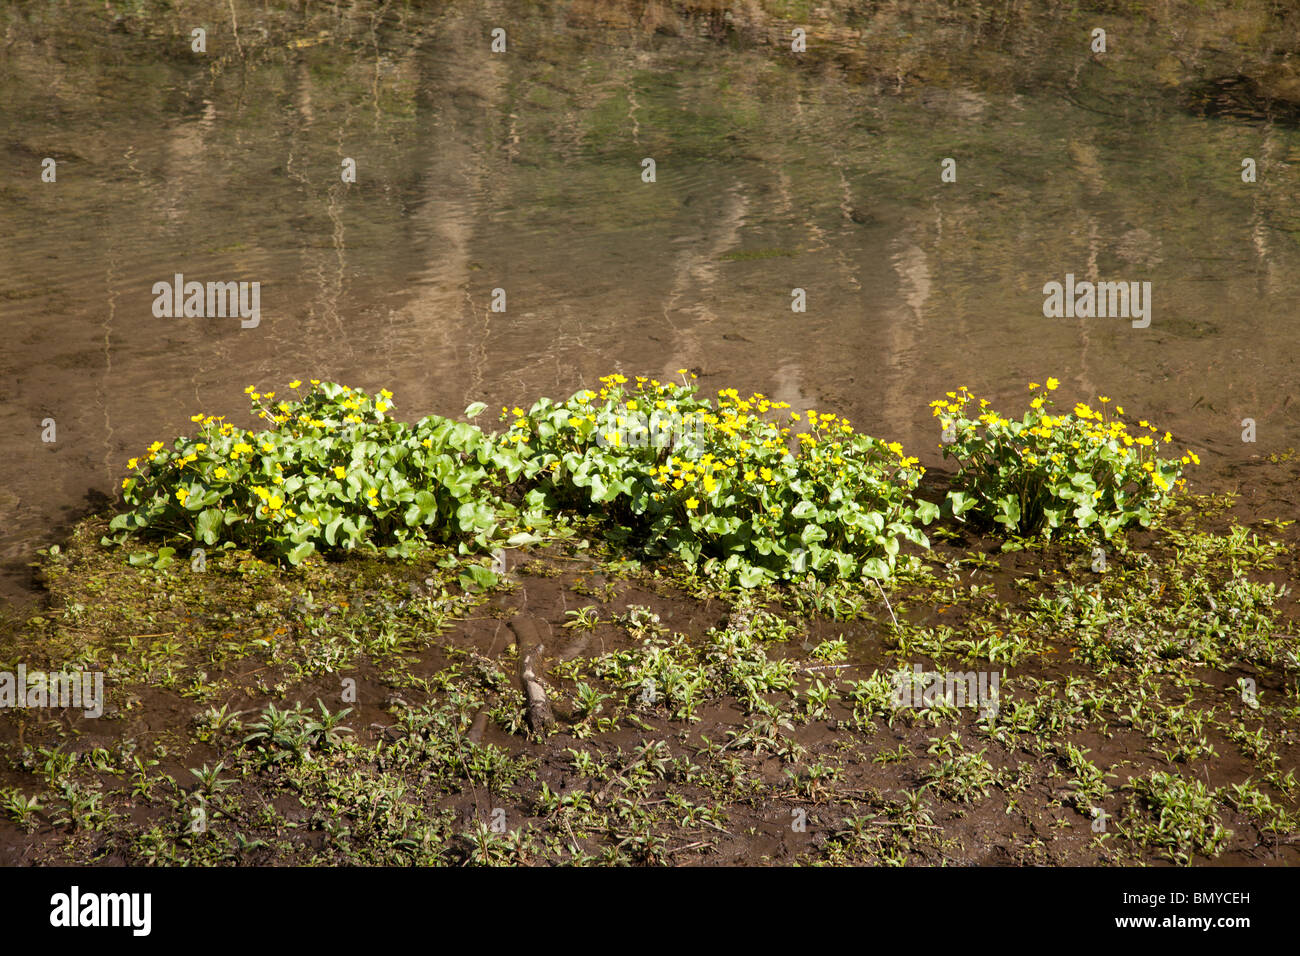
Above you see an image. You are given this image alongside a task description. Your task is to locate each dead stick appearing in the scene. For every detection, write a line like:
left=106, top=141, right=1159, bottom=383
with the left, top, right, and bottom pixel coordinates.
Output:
left=509, top=617, right=554, bottom=734
left=668, top=840, right=712, bottom=855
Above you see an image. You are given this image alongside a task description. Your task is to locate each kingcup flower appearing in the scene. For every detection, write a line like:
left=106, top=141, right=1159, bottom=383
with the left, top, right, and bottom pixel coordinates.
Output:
left=931, top=380, right=1190, bottom=537
left=110, top=375, right=1194, bottom=580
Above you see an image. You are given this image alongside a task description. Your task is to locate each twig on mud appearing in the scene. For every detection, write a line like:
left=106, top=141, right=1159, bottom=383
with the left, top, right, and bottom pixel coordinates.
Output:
left=592, top=772, right=634, bottom=804
left=864, top=820, right=940, bottom=830
left=670, top=842, right=712, bottom=858
left=872, top=578, right=899, bottom=630
left=509, top=616, right=554, bottom=734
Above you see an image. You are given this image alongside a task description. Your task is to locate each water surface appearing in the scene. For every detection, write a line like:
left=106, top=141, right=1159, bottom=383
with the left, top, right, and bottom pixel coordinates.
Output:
left=3, top=0, right=1299, bottom=605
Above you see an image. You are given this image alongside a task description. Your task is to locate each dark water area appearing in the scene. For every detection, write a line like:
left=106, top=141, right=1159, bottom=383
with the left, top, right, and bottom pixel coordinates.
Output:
left=2, top=0, right=1300, bottom=608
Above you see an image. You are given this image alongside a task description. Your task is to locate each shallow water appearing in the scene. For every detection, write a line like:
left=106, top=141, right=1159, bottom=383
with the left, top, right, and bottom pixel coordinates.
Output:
left=2, top=0, right=1299, bottom=605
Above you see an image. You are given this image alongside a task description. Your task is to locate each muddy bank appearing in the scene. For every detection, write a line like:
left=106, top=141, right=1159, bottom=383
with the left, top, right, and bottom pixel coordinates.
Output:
left=1, top=481, right=1296, bottom=865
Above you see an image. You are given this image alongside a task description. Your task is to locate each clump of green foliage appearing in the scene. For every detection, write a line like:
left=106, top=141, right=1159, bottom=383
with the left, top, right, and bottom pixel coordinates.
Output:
left=109, top=381, right=544, bottom=565
left=105, top=373, right=1195, bottom=582
left=934, top=379, right=1193, bottom=538
left=506, top=372, right=933, bottom=586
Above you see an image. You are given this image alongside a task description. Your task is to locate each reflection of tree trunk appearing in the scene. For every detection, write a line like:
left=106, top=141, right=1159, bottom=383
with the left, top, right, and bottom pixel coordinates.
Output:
left=393, top=3, right=511, bottom=404
left=661, top=183, right=749, bottom=381
left=1252, top=123, right=1277, bottom=293
left=1068, top=138, right=1109, bottom=401
left=285, top=58, right=353, bottom=347
left=881, top=236, right=930, bottom=432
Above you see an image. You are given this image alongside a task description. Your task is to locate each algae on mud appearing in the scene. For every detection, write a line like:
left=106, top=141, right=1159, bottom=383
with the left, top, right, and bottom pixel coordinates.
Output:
left=1, top=468, right=1297, bottom=865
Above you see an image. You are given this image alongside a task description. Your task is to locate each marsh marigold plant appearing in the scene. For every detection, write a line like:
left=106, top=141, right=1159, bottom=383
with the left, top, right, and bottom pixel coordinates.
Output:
left=933, top=379, right=1194, bottom=538
left=111, top=381, right=539, bottom=565
left=507, top=372, right=935, bottom=585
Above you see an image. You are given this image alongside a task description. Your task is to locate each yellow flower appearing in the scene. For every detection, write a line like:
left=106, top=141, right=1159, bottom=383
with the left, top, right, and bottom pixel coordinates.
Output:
left=310, top=378, right=320, bottom=385
left=288, top=380, right=301, bottom=389
left=175, top=488, right=189, bottom=504
left=685, top=497, right=699, bottom=509
left=267, top=495, right=283, bottom=511
left=1045, top=377, right=1060, bottom=390
left=367, top=487, right=378, bottom=498
left=1027, top=382, right=1040, bottom=391
left=127, top=457, right=138, bottom=469
left=1187, top=451, right=1200, bottom=466
left=744, top=470, right=757, bottom=481
left=214, top=466, right=228, bottom=479
left=334, top=466, right=346, bottom=479
left=190, top=413, right=204, bottom=422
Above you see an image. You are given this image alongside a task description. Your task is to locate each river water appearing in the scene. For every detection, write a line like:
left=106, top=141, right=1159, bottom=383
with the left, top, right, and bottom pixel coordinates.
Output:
left=2, top=0, right=1299, bottom=606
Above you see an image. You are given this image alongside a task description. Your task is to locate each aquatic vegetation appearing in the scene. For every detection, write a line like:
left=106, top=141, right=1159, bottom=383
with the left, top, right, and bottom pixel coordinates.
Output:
left=109, top=381, right=542, bottom=565
left=105, top=374, right=1196, bottom=582
left=510, top=372, right=933, bottom=586
left=933, top=380, right=1193, bottom=538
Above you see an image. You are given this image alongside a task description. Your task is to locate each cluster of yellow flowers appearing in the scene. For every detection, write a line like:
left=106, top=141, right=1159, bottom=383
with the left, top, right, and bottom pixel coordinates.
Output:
left=930, top=380, right=1197, bottom=494
left=122, top=379, right=393, bottom=498
left=249, top=485, right=291, bottom=515
left=519, top=374, right=922, bottom=514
